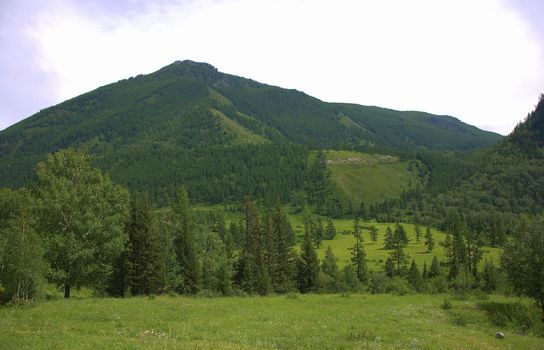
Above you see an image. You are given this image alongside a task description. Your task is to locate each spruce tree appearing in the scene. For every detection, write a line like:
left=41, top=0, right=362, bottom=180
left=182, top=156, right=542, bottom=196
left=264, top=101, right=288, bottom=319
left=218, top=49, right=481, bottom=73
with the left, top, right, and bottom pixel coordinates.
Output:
left=415, top=225, right=422, bottom=243
left=269, top=203, right=296, bottom=293
left=422, top=261, right=428, bottom=279
left=424, top=227, right=434, bottom=253
left=384, top=257, right=395, bottom=278
left=172, top=187, right=200, bottom=294
left=325, top=218, right=337, bottom=240
left=408, top=260, right=422, bottom=291
left=127, top=193, right=164, bottom=295
left=389, top=226, right=409, bottom=276
left=429, top=256, right=441, bottom=277
left=384, top=226, right=394, bottom=249
left=369, top=225, right=379, bottom=243
left=350, top=218, right=368, bottom=283
left=297, top=225, right=320, bottom=293
left=322, top=246, right=338, bottom=278
left=395, top=223, right=409, bottom=245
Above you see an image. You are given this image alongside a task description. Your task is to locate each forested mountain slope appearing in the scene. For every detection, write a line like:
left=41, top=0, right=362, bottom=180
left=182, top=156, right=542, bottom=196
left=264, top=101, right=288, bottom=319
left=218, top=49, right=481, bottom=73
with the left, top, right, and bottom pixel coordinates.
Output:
left=0, top=60, right=501, bottom=204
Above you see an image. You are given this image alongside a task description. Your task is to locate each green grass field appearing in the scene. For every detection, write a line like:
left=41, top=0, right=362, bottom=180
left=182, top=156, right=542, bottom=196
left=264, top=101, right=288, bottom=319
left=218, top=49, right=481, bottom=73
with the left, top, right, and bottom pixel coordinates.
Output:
left=323, top=150, right=422, bottom=205
left=1, top=294, right=542, bottom=349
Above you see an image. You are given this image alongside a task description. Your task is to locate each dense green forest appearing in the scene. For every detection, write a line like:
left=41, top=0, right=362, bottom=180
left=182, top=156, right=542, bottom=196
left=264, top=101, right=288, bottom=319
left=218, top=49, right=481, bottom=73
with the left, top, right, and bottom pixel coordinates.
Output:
left=0, top=60, right=501, bottom=205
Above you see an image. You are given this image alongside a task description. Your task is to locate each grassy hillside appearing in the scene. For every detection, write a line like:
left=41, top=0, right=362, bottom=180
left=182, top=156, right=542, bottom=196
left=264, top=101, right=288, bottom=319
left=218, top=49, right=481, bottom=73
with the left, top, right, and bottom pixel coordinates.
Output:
left=286, top=215, right=502, bottom=271
left=1, top=294, right=542, bottom=349
left=323, top=150, right=422, bottom=206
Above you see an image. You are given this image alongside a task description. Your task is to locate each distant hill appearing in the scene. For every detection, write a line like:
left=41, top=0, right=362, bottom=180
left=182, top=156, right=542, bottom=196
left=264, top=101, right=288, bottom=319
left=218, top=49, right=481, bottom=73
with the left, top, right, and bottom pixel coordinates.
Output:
left=0, top=60, right=502, bottom=204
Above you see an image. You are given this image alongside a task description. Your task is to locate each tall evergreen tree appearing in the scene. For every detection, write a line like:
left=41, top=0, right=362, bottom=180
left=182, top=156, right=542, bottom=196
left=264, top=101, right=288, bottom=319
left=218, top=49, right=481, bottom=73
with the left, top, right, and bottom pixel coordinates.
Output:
left=321, top=246, right=338, bottom=278
left=350, top=218, right=368, bottom=283
left=442, top=226, right=468, bottom=280
left=408, top=260, right=423, bottom=291
left=297, top=224, right=320, bottom=293
left=424, top=227, right=435, bottom=253
left=414, top=225, right=422, bottom=243
left=384, top=257, right=395, bottom=278
left=389, top=226, right=409, bottom=276
left=269, top=203, right=296, bottom=293
left=127, top=193, right=164, bottom=295
left=384, top=226, right=394, bottom=249
left=172, top=187, right=201, bottom=294
left=481, top=259, right=497, bottom=293
left=429, top=256, right=442, bottom=277
left=369, top=225, right=379, bottom=243
left=325, top=218, right=337, bottom=240
left=395, top=223, right=409, bottom=245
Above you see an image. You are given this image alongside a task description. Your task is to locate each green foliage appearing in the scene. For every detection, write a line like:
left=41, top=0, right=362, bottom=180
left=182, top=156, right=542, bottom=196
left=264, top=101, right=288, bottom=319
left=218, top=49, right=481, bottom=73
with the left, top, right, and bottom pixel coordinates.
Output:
left=501, top=215, right=544, bottom=320
left=0, top=189, right=45, bottom=303
left=297, top=224, right=320, bottom=293
left=35, top=148, right=129, bottom=298
left=350, top=218, right=368, bottom=283
left=424, top=227, right=434, bottom=253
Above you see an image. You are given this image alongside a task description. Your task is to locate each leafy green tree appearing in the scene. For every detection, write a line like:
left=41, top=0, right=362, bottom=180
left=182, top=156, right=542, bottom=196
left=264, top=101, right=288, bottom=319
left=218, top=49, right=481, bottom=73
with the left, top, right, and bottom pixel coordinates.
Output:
left=442, top=228, right=468, bottom=280
left=35, top=149, right=129, bottom=298
left=481, top=259, right=497, bottom=293
left=422, top=261, right=428, bottom=279
left=465, top=229, right=484, bottom=277
left=395, top=223, right=409, bottom=245
left=172, top=187, right=201, bottom=294
left=501, top=215, right=544, bottom=320
left=424, top=227, right=434, bottom=253
left=297, top=225, right=320, bottom=293
left=0, top=189, right=45, bottom=303
left=350, top=218, right=367, bottom=283
left=389, top=226, right=409, bottom=276
left=325, top=218, right=337, bottom=240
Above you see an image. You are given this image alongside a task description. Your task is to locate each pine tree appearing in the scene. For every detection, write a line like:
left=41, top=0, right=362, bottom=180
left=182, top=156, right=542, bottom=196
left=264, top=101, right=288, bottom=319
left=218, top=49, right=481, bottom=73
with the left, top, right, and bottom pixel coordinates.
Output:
left=422, top=261, right=428, bottom=279
left=127, top=193, right=164, bottom=295
left=321, top=246, right=338, bottom=278
left=395, top=223, right=409, bottom=245
left=172, top=187, right=201, bottom=294
left=465, top=229, right=484, bottom=277
left=389, top=226, right=409, bottom=276
left=297, top=225, right=320, bottom=293
left=315, top=217, right=324, bottom=248
left=408, top=260, right=422, bottom=291
left=442, top=227, right=468, bottom=280
left=269, top=203, right=296, bottom=293
left=325, top=218, right=337, bottom=240
left=350, top=219, right=368, bottom=283
left=424, top=227, right=434, bottom=253
left=359, top=200, right=367, bottom=221
left=384, top=257, right=395, bottom=277
left=384, top=226, right=394, bottom=249
left=415, top=225, right=422, bottom=243
left=369, top=225, right=379, bottom=243
left=429, top=256, right=441, bottom=277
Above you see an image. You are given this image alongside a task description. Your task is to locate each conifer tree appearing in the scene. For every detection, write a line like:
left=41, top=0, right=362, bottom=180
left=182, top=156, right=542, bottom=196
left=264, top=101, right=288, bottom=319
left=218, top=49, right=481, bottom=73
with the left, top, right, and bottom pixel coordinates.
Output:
left=442, top=227, right=468, bottom=280
left=384, top=226, right=394, bottom=249
left=422, top=261, right=428, bottom=279
left=429, top=256, right=441, bottom=277
left=408, top=260, right=422, bottom=291
left=350, top=218, right=368, bottom=283
left=389, top=226, right=409, bottom=276
left=237, top=198, right=270, bottom=295
left=359, top=200, right=367, bottom=221
left=465, top=229, right=484, bottom=277
left=321, top=246, right=338, bottom=278
left=384, top=257, right=395, bottom=278
left=369, top=225, right=379, bottom=243
left=127, top=193, right=164, bottom=295
left=424, top=227, right=434, bottom=253
left=415, top=225, right=422, bottom=243
left=297, top=225, right=320, bottom=293
left=395, top=223, right=409, bottom=245
left=172, top=187, right=200, bottom=294
left=269, top=203, right=296, bottom=293
left=325, top=218, right=337, bottom=240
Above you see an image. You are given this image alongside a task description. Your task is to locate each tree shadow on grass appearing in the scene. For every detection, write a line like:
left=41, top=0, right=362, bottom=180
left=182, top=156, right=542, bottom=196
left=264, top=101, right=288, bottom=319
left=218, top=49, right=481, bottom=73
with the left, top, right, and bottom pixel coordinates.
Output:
left=477, top=301, right=544, bottom=336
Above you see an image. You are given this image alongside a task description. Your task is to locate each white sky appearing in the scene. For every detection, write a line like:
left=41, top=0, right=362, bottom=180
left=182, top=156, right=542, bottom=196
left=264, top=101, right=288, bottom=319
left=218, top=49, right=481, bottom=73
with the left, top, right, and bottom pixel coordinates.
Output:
left=1, top=0, right=543, bottom=134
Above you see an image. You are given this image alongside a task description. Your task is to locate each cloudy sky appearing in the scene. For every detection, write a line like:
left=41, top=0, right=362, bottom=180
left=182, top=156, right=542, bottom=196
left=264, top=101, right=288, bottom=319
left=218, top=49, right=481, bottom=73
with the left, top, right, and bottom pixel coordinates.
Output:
left=0, top=0, right=543, bottom=134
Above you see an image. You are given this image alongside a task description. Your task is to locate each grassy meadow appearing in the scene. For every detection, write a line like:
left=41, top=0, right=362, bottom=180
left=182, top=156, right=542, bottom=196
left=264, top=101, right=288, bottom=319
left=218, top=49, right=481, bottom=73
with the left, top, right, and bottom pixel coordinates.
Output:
left=1, top=293, right=543, bottom=349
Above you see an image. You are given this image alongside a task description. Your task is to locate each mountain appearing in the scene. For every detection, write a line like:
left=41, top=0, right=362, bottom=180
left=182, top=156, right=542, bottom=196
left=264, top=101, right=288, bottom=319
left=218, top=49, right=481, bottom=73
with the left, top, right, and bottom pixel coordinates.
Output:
left=0, top=60, right=502, bottom=204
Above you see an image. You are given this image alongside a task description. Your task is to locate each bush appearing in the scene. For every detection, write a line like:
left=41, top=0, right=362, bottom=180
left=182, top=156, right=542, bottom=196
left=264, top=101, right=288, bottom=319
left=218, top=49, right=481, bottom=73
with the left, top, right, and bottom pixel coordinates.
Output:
left=479, top=301, right=544, bottom=336
left=427, top=276, right=449, bottom=294
left=441, top=299, right=452, bottom=310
